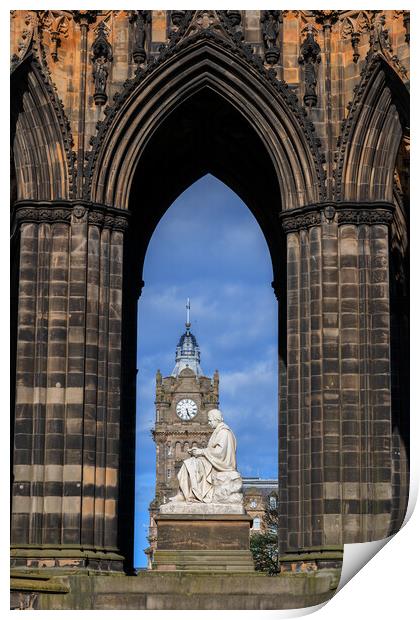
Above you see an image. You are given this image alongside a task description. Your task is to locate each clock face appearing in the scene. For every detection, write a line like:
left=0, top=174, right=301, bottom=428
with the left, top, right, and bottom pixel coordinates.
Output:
left=176, top=398, right=198, bottom=421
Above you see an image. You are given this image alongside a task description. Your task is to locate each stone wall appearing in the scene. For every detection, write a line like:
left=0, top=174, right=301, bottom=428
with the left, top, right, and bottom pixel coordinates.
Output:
left=10, top=10, right=409, bottom=576
left=11, top=570, right=341, bottom=610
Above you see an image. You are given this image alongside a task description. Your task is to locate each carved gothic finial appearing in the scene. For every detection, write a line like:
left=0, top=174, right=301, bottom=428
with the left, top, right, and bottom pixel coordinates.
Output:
left=298, top=24, right=321, bottom=109
left=261, top=11, right=281, bottom=65
left=369, top=12, right=408, bottom=77
left=351, top=31, right=361, bottom=63
left=39, top=11, right=70, bottom=62
left=91, top=21, right=113, bottom=106
left=370, top=12, right=392, bottom=54
left=129, top=10, right=150, bottom=65
left=340, top=13, right=372, bottom=64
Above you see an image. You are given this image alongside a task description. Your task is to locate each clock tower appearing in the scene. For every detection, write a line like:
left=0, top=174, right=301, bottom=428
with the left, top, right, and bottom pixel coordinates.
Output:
left=146, top=301, right=219, bottom=565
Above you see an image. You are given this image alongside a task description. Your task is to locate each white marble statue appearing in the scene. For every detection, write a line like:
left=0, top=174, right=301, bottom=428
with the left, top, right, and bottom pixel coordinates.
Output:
left=160, top=409, right=244, bottom=514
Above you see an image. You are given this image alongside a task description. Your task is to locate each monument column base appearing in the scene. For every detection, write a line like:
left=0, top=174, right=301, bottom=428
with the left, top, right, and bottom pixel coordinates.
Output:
left=152, top=514, right=255, bottom=572
left=10, top=545, right=125, bottom=573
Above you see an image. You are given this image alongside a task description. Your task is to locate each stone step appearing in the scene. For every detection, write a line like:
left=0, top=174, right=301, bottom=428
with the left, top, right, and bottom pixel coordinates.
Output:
left=153, top=549, right=255, bottom=572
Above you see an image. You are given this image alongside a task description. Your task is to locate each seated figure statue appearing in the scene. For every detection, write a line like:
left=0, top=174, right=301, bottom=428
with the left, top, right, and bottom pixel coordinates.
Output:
left=165, top=409, right=244, bottom=510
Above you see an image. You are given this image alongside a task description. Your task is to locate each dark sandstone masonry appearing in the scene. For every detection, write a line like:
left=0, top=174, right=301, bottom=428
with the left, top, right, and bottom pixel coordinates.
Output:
left=10, top=10, right=409, bottom=576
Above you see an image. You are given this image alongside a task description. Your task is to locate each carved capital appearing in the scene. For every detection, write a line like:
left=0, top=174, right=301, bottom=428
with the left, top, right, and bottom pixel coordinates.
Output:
left=281, top=209, right=322, bottom=233
left=12, top=201, right=131, bottom=234
left=88, top=209, right=105, bottom=226
left=337, top=207, right=394, bottom=226
left=280, top=202, right=394, bottom=232
left=14, top=203, right=72, bottom=226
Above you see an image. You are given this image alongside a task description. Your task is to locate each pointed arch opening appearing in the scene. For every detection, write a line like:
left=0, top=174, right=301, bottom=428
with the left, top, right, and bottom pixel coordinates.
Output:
left=116, top=79, right=289, bottom=570
left=133, top=174, right=278, bottom=567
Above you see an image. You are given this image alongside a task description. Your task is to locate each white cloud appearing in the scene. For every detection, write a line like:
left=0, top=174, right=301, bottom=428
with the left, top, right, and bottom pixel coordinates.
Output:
left=220, top=357, right=276, bottom=397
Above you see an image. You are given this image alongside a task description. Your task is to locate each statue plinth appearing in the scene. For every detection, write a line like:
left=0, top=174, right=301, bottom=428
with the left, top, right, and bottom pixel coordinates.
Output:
left=152, top=513, right=255, bottom=573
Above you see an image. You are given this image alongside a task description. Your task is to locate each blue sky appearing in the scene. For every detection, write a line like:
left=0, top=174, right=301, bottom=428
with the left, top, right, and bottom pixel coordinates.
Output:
left=134, top=174, right=278, bottom=567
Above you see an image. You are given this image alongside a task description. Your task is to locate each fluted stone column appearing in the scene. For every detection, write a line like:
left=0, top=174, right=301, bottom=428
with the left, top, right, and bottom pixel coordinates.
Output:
left=281, top=202, right=395, bottom=549
left=11, top=201, right=129, bottom=572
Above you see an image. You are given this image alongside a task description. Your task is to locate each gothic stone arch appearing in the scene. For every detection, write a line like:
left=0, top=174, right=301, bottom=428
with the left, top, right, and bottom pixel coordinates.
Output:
left=11, top=10, right=409, bottom=575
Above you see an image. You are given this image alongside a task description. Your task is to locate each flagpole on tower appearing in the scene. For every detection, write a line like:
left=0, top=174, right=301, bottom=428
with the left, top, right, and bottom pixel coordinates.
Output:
left=186, top=298, right=191, bottom=330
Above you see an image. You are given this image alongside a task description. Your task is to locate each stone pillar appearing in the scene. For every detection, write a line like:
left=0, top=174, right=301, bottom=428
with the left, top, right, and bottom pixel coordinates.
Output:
left=281, top=202, right=394, bottom=549
left=11, top=201, right=129, bottom=572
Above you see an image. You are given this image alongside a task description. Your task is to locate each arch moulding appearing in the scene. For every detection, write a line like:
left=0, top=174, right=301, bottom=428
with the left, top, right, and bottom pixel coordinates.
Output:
left=85, top=32, right=326, bottom=212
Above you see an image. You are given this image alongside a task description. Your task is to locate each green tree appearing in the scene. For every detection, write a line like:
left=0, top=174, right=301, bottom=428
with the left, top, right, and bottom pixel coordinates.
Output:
left=249, top=502, right=279, bottom=574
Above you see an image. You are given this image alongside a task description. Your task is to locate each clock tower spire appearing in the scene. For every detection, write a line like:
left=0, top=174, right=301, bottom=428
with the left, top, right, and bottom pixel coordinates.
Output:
left=145, top=303, right=219, bottom=567
left=186, top=297, right=191, bottom=329
left=172, top=298, right=203, bottom=377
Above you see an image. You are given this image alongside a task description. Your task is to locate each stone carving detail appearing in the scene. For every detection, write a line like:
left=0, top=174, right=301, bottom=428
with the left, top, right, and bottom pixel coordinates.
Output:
left=10, top=11, right=35, bottom=69
left=169, top=10, right=186, bottom=36
left=298, top=24, right=321, bottom=109
left=314, top=10, right=340, bottom=25
left=324, top=205, right=336, bottom=222
left=91, top=22, right=113, bottom=106
left=84, top=10, right=326, bottom=202
left=282, top=209, right=322, bottom=233
left=337, top=208, right=394, bottom=226
left=161, top=409, right=244, bottom=514
left=261, top=11, right=281, bottom=65
left=336, top=31, right=408, bottom=202
left=13, top=202, right=130, bottom=232
left=351, top=31, right=361, bottom=64
left=281, top=203, right=394, bottom=232
left=38, top=10, right=71, bottom=61
left=220, top=10, right=243, bottom=43
left=129, top=10, right=150, bottom=65
left=73, top=10, right=97, bottom=26
left=184, top=10, right=226, bottom=40
left=369, top=12, right=407, bottom=77
left=88, top=209, right=104, bottom=226
left=113, top=216, right=129, bottom=232
left=14, top=205, right=72, bottom=225
left=72, top=205, right=86, bottom=219
left=340, top=12, right=371, bottom=63
left=403, top=11, right=410, bottom=43
left=370, top=13, right=392, bottom=54
left=394, top=10, right=410, bottom=43
left=13, top=18, right=78, bottom=199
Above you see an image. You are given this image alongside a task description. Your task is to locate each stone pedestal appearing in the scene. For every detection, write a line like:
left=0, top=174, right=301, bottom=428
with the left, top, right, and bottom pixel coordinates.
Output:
left=152, top=514, right=255, bottom=572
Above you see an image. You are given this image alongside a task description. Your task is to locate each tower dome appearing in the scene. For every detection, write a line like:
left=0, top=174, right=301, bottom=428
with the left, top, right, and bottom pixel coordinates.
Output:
left=171, top=299, right=203, bottom=377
